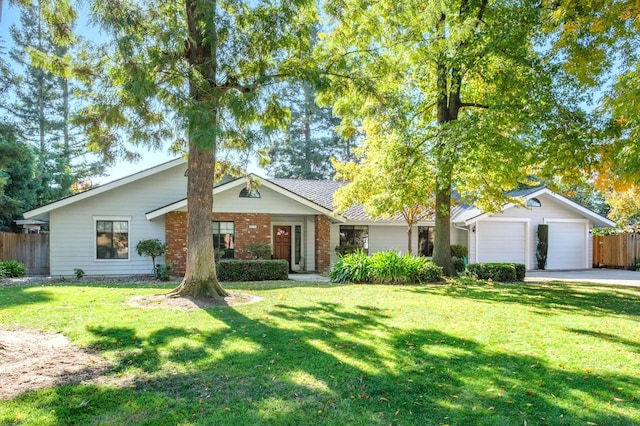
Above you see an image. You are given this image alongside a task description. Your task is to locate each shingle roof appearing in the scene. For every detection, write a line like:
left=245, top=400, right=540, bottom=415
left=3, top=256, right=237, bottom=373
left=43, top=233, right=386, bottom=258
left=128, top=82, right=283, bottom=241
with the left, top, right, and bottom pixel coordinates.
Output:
left=268, top=178, right=374, bottom=221
left=267, top=179, right=549, bottom=224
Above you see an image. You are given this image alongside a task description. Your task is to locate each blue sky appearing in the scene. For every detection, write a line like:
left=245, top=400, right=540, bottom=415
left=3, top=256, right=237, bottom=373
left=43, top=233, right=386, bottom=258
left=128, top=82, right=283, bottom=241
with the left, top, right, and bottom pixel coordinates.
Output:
left=1, top=1, right=266, bottom=184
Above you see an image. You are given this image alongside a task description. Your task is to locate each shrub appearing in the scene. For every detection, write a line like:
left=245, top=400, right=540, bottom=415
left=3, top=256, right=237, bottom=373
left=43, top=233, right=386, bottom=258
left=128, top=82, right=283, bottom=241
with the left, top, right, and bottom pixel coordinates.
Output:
left=214, top=249, right=227, bottom=261
left=402, top=255, right=443, bottom=283
left=514, top=263, right=526, bottom=281
left=246, top=242, right=272, bottom=259
left=330, top=250, right=443, bottom=284
left=536, top=224, right=548, bottom=269
left=217, top=259, right=288, bottom=281
left=402, top=255, right=428, bottom=283
left=452, top=256, right=466, bottom=273
left=136, top=239, right=166, bottom=274
left=370, top=251, right=406, bottom=283
left=466, top=263, right=518, bottom=282
left=335, top=243, right=363, bottom=256
left=0, top=260, right=26, bottom=278
left=74, top=268, right=85, bottom=279
left=330, top=250, right=372, bottom=283
left=155, top=264, right=172, bottom=281
left=450, top=245, right=468, bottom=259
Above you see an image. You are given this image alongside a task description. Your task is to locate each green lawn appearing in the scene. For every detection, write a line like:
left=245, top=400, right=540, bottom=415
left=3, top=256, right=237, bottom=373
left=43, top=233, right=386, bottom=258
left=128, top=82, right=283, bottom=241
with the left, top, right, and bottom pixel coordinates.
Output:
left=1, top=279, right=639, bottom=425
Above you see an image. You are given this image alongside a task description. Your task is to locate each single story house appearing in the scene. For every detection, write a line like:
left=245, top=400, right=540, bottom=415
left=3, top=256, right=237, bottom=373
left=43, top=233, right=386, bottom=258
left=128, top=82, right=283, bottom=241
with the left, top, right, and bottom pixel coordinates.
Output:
left=23, top=158, right=614, bottom=276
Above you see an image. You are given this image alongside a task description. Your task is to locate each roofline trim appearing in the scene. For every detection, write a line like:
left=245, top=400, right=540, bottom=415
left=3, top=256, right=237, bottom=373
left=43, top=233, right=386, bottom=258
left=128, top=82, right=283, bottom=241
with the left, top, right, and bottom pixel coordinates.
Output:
left=24, top=157, right=187, bottom=219
left=145, top=174, right=346, bottom=222
left=461, top=187, right=615, bottom=227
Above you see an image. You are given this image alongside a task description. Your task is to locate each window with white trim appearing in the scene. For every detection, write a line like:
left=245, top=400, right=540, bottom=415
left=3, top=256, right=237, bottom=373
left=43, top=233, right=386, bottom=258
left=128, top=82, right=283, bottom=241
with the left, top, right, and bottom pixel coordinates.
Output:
left=339, top=225, right=369, bottom=254
left=96, top=220, right=129, bottom=259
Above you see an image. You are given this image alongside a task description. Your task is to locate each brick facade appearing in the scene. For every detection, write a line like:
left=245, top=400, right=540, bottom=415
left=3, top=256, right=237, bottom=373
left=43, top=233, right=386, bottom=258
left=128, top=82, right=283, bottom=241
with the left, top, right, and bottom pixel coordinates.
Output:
left=165, top=211, right=272, bottom=276
left=315, top=215, right=331, bottom=275
left=165, top=211, right=188, bottom=276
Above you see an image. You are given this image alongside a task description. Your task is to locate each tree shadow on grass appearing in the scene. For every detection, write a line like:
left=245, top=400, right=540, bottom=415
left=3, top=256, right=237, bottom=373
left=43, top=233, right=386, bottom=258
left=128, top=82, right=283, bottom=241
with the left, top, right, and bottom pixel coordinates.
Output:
left=408, top=281, right=640, bottom=318
left=0, top=285, right=54, bottom=309
left=4, top=290, right=639, bottom=425
left=566, top=328, right=640, bottom=352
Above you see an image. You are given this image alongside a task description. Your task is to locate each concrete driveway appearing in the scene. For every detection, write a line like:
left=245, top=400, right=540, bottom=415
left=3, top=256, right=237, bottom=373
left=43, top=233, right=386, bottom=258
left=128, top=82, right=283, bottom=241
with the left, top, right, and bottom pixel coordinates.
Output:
left=526, top=269, right=640, bottom=287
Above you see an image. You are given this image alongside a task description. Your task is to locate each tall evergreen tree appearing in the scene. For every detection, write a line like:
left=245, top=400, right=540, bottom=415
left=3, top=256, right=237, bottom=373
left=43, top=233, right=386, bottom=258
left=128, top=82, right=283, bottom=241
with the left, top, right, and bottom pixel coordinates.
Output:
left=266, top=81, right=349, bottom=179
left=6, top=0, right=104, bottom=206
left=0, top=123, right=36, bottom=229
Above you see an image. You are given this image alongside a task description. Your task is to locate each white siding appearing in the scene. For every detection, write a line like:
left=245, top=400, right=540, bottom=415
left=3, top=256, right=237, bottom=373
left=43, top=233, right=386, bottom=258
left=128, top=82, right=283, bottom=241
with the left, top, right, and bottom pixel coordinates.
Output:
left=451, top=226, right=468, bottom=247
left=49, top=163, right=188, bottom=276
left=213, top=186, right=322, bottom=215
left=369, top=225, right=412, bottom=254
left=305, top=216, right=316, bottom=272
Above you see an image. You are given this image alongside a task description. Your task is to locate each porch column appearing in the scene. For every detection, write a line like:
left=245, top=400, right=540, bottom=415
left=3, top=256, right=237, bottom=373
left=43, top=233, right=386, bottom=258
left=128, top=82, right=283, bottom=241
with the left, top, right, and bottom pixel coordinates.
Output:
left=315, top=215, right=331, bottom=275
left=165, top=211, right=188, bottom=276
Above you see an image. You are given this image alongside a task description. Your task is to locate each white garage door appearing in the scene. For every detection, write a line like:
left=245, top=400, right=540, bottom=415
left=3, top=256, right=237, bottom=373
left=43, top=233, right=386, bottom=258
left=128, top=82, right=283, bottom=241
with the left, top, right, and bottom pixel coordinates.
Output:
left=477, top=221, right=527, bottom=265
left=546, top=220, right=587, bottom=270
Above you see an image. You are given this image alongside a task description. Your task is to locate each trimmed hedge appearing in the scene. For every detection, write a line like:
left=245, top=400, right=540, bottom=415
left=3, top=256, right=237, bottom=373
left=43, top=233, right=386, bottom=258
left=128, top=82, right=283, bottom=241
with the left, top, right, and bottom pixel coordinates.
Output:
left=450, top=245, right=468, bottom=259
left=217, top=259, right=288, bottom=281
left=452, top=256, right=466, bottom=273
left=514, top=263, right=526, bottom=281
left=466, top=262, right=526, bottom=282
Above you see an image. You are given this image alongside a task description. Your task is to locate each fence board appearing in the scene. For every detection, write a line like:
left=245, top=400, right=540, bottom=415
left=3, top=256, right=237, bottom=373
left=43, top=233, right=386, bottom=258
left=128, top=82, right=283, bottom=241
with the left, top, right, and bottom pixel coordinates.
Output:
left=593, top=234, right=640, bottom=270
left=0, top=233, right=50, bottom=275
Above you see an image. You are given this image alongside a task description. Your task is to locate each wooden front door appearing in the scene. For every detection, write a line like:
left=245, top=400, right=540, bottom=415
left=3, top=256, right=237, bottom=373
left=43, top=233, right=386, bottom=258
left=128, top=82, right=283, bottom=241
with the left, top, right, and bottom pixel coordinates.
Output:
left=273, top=226, right=291, bottom=268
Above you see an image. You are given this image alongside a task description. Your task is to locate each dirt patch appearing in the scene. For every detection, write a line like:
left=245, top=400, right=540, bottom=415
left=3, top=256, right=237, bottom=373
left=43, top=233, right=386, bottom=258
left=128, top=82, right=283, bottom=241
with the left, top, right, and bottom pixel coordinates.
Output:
left=0, top=329, right=113, bottom=400
left=126, top=292, right=264, bottom=310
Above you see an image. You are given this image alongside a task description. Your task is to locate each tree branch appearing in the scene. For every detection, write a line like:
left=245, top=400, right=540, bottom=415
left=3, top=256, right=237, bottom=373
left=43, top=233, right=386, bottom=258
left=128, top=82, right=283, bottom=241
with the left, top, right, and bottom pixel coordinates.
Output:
left=460, top=102, right=489, bottom=109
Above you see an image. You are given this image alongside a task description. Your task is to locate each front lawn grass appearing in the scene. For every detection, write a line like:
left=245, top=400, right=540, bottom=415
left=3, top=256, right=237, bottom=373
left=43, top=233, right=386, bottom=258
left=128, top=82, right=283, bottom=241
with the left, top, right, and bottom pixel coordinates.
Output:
left=1, top=279, right=639, bottom=425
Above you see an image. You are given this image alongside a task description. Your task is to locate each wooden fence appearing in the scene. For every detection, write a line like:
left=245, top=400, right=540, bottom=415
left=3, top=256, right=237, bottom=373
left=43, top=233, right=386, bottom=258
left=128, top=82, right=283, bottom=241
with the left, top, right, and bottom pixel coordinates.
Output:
left=0, top=233, right=50, bottom=275
left=593, top=234, right=640, bottom=270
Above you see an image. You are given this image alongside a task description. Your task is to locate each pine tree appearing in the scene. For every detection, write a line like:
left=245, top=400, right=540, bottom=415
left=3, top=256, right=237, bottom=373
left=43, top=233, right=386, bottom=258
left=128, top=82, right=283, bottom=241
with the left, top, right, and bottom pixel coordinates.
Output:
left=6, top=0, right=104, bottom=206
left=0, top=123, right=36, bottom=229
left=266, top=81, right=349, bottom=179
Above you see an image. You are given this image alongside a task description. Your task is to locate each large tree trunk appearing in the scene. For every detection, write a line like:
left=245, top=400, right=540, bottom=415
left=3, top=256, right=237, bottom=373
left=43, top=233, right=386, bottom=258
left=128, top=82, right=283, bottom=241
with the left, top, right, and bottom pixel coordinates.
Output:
left=431, top=39, right=458, bottom=276
left=432, top=174, right=453, bottom=276
left=168, top=0, right=227, bottom=299
left=168, top=143, right=228, bottom=299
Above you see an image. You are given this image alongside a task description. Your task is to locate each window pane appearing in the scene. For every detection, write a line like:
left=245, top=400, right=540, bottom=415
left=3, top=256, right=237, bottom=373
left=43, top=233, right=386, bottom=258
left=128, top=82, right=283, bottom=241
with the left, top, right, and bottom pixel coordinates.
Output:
left=418, top=226, right=434, bottom=257
left=295, top=225, right=301, bottom=264
left=339, top=225, right=369, bottom=253
left=113, top=233, right=129, bottom=259
left=96, top=220, right=129, bottom=260
left=113, top=221, right=128, bottom=233
left=213, top=221, right=235, bottom=258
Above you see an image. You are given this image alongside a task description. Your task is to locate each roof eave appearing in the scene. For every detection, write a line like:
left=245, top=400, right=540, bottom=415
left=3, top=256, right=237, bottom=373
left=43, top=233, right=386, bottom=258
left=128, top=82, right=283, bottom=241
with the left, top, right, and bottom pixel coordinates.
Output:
left=24, top=158, right=187, bottom=219
left=145, top=173, right=347, bottom=222
left=460, top=187, right=615, bottom=227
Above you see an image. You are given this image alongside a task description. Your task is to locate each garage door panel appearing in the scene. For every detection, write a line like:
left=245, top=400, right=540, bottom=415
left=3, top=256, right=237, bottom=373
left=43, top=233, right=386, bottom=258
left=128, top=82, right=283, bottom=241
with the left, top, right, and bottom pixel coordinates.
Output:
left=477, top=221, right=526, bottom=264
left=546, top=221, right=586, bottom=270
